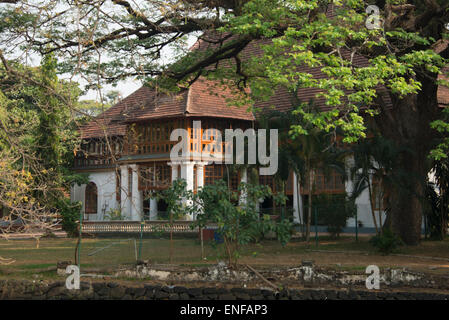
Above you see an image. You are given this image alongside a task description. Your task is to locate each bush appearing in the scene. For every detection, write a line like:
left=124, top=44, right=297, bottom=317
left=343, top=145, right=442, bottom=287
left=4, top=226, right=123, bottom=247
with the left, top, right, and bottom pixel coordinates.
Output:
left=369, top=228, right=403, bottom=254
left=313, top=194, right=355, bottom=239
left=104, top=208, right=125, bottom=220
left=192, top=180, right=292, bottom=267
left=57, top=199, right=81, bottom=237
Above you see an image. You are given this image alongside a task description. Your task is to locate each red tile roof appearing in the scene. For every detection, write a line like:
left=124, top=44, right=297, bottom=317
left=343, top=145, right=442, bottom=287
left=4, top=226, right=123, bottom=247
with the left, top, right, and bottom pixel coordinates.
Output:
left=438, top=67, right=449, bottom=108
left=80, top=86, right=154, bottom=139
left=81, top=78, right=255, bottom=138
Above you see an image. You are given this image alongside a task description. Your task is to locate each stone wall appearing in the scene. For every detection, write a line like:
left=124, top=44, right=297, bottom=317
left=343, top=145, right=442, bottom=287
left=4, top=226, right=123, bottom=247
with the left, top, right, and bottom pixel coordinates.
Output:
left=113, top=263, right=449, bottom=291
left=0, top=279, right=448, bottom=300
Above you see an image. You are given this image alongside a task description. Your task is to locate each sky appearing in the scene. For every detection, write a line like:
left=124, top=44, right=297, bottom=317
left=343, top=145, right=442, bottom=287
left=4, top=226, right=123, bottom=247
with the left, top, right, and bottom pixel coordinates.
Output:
left=78, top=32, right=199, bottom=102
left=80, top=78, right=142, bottom=102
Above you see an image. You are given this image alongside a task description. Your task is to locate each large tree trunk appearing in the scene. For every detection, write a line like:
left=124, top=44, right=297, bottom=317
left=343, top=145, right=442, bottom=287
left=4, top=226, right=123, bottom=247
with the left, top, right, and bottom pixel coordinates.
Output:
left=388, top=154, right=428, bottom=245
left=373, top=74, right=440, bottom=245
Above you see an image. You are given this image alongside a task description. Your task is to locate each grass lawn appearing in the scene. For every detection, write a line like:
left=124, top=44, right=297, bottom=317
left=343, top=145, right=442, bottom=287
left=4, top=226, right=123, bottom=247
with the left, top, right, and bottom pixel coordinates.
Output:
left=0, top=236, right=448, bottom=280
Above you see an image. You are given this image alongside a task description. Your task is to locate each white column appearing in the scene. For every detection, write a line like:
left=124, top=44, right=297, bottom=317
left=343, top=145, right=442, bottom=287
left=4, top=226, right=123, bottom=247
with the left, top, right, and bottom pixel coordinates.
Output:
left=181, top=161, right=195, bottom=220
left=120, top=165, right=131, bottom=219
left=239, top=167, right=248, bottom=205
left=181, top=161, right=195, bottom=192
left=196, top=162, right=206, bottom=190
left=168, top=162, right=179, bottom=181
left=344, top=156, right=357, bottom=227
left=130, top=164, right=142, bottom=221
left=293, top=172, right=303, bottom=224
left=194, top=162, right=208, bottom=220
left=149, top=197, right=158, bottom=220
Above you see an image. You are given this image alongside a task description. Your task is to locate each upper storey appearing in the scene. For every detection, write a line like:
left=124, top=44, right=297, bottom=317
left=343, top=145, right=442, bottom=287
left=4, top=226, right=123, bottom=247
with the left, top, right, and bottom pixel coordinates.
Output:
left=75, top=77, right=255, bottom=169
left=79, top=77, right=255, bottom=141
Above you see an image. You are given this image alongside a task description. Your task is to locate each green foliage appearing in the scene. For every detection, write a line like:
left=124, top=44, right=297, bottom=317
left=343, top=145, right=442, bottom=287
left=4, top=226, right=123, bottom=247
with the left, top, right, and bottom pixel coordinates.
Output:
left=157, top=179, right=195, bottom=221
left=369, top=228, right=403, bottom=255
left=313, top=194, right=356, bottom=239
left=104, top=208, right=125, bottom=221
left=57, top=199, right=81, bottom=238
left=192, top=180, right=292, bottom=266
left=0, top=56, right=84, bottom=227
left=424, top=157, right=449, bottom=240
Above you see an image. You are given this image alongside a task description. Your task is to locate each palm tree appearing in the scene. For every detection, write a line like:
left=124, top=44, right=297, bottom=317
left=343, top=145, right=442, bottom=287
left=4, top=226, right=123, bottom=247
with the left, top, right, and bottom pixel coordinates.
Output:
left=258, top=109, right=305, bottom=229
left=260, top=104, right=347, bottom=242
left=427, top=157, right=449, bottom=240
left=350, top=134, right=408, bottom=235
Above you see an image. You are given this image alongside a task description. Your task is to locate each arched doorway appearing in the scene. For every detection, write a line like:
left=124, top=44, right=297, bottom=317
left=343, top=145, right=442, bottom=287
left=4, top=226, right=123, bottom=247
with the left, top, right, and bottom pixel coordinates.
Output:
left=85, top=182, right=98, bottom=219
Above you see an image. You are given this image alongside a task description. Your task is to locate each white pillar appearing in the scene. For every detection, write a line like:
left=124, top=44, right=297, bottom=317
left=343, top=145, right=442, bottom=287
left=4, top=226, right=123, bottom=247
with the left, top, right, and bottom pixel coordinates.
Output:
left=293, top=172, right=303, bottom=224
left=181, top=161, right=195, bottom=220
left=194, top=162, right=208, bottom=220
left=181, top=161, right=195, bottom=191
left=130, top=164, right=142, bottom=221
left=344, top=156, right=357, bottom=227
left=149, top=197, right=158, bottom=220
left=120, top=165, right=131, bottom=219
left=239, top=167, right=248, bottom=205
left=196, top=162, right=206, bottom=190
left=168, top=162, right=179, bottom=181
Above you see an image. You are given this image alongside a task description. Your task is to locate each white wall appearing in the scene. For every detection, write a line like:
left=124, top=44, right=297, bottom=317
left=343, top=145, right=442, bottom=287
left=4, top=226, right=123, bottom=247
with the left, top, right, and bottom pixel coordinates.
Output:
left=70, top=170, right=118, bottom=221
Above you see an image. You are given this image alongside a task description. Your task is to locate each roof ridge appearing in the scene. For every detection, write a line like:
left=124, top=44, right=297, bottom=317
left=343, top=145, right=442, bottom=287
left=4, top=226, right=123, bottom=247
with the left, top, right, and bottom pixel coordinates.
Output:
left=185, top=85, right=193, bottom=114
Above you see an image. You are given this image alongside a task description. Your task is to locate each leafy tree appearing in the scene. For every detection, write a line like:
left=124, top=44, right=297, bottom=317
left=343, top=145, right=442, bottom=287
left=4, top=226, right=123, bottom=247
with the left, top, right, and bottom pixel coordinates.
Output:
left=314, top=193, right=356, bottom=239
left=288, top=104, right=348, bottom=242
left=76, top=100, right=111, bottom=118
left=0, top=56, right=86, bottom=232
left=192, top=180, right=292, bottom=267
left=105, top=90, right=122, bottom=105
left=425, top=158, right=449, bottom=240
left=157, top=179, right=195, bottom=264
left=1, top=0, right=448, bottom=245
left=350, top=134, right=411, bottom=234
left=260, top=104, right=348, bottom=241
left=58, top=199, right=82, bottom=238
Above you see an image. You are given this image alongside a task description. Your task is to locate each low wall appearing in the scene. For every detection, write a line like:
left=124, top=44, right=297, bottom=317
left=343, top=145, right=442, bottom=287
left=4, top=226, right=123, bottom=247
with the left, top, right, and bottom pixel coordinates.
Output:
left=0, top=279, right=448, bottom=300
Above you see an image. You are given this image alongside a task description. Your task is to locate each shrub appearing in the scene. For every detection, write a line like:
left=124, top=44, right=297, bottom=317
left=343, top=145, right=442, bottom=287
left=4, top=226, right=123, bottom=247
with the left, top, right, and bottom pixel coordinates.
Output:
left=369, top=228, right=403, bottom=254
left=104, top=208, right=125, bottom=220
left=192, top=180, right=292, bottom=267
left=57, top=199, right=81, bottom=237
left=313, top=194, right=355, bottom=239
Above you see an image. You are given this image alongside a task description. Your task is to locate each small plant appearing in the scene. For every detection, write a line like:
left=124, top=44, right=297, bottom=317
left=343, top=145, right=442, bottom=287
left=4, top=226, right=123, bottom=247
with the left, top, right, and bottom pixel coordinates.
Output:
left=369, top=228, right=403, bottom=254
left=104, top=208, right=125, bottom=221
left=192, top=180, right=293, bottom=267
left=313, top=193, right=355, bottom=239
left=57, top=199, right=81, bottom=237
left=156, top=179, right=195, bottom=264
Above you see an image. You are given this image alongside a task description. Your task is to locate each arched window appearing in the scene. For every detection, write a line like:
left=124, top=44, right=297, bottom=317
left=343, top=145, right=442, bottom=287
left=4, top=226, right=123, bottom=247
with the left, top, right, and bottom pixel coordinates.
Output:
left=85, top=182, right=98, bottom=214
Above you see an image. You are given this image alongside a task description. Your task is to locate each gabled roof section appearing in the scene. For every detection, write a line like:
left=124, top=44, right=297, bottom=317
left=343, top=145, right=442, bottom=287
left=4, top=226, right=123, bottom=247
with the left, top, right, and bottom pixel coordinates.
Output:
left=80, top=86, right=153, bottom=139
left=185, top=78, right=254, bottom=120
left=80, top=78, right=255, bottom=139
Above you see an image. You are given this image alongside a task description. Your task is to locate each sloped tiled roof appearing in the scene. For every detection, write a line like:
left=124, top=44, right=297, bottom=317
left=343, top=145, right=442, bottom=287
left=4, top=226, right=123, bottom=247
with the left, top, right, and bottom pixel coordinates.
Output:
left=186, top=79, right=254, bottom=120
left=438, top=67, right=449, bottom=108
left=118, top=78, right=255, bottom=123
left=81, top=77, right=255, bottom=139
left=80, top=86, right=153, bottom=139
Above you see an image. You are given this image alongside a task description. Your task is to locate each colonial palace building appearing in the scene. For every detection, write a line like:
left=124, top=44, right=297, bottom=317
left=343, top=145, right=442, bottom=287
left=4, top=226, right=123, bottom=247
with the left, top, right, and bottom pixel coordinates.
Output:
left=70, top=36, right=448, bottom=229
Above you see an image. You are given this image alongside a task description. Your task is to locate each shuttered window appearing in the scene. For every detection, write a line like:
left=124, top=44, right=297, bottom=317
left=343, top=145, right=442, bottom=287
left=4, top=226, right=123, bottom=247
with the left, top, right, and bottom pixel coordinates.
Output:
left=85, top=182, right=98, bottom=214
